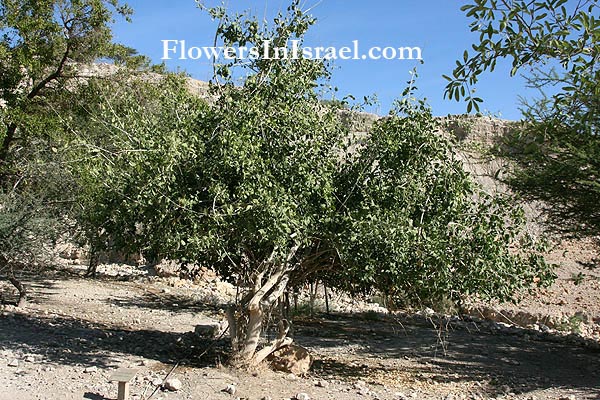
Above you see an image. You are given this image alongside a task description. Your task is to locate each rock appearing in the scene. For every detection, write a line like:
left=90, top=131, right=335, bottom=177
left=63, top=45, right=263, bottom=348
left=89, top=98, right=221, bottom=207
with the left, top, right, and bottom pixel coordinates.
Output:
left=261, top=397, right=273, bottom=400
left=194, top=319, right=229, bottom=339
left=8, top=359, right=19, bottom=367
left=84, top=366, right=98, bottom=373
left=286, top=373, right=298, bottom=381
left=151, top=378, right=163, bottom=386
left=268, top=344, right=313, bottom=375
left=295, top=393, right=310, bottom=400
left=154, top=260, right=181, bottom=278
left=315, top=380, right=329, bottom=388
left=539, top=323, right=551, bottom=333
left=353, top=381, right=366, bottom=389
left=25, top=356, right=35, bottom=363
left=222, top=384, right=236, bottom=395
left=358, top=387, right=370, bottom=396
left=164, top=377, right=182, bottom=391
left=423, top=307, right=435, bottom=316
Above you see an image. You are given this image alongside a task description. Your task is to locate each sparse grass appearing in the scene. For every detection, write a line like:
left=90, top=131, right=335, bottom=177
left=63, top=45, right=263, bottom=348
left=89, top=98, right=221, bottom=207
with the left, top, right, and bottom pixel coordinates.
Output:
left=556, top=315, right=584, bottom=334
left=571, top=272, right=586, bottom=285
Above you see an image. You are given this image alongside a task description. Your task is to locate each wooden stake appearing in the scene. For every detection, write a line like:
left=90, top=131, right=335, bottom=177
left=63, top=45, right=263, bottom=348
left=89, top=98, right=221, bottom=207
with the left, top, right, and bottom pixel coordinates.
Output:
left=109, top=368, right=138, bottom=400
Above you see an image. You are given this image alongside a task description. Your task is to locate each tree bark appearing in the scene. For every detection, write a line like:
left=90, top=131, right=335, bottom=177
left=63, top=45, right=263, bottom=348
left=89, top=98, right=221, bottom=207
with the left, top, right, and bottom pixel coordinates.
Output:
left=85, top=246, right=99, bottom=277
left=233, top=245, right=299, bottom=365
left=8, top=271, right=27, bottom=307
left=0, top=123, right=17, bottom=164
left=324, top=284, right=330, bottom=315
left=237, top=266, right=286, bottom=362
left=253, top=319, right=292, bottom=365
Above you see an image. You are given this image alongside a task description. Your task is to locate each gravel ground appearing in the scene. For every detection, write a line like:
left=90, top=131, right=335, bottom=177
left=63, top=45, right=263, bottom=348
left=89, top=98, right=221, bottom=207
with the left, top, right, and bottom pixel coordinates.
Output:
left=1, top=263, right=599, bottom=400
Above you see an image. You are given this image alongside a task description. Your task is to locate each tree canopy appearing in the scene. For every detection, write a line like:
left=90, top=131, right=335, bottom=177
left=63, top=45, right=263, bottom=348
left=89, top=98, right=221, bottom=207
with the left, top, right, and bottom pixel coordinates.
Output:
left=66, top=1, right=555, bottom=365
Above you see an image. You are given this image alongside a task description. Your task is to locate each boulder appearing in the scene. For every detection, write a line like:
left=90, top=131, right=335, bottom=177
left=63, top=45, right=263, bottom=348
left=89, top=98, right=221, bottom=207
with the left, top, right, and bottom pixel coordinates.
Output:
left=267, top=344, right=313, bottom=375
left=164, top=377, right=182, bottom=391
left=194, top=319, right=228, bottom=339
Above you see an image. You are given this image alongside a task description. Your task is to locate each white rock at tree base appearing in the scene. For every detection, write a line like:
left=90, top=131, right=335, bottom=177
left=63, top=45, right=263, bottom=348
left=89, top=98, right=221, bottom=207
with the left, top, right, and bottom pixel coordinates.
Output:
left=84, top=366, right=98, bottom=373
left=295, top=393, right=310, bottom=400
left=164, top=377, right=182, bottom=391
left=223, top=383, right=236, bottom=395
left=151, top=377, right=163, bottom=386
left=8, top=359, right=19, bottom=367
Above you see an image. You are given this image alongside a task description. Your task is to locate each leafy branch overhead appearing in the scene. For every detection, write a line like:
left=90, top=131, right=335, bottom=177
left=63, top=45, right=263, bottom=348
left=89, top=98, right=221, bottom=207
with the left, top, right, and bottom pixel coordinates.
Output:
left=445, top=0, right=599, bottom=133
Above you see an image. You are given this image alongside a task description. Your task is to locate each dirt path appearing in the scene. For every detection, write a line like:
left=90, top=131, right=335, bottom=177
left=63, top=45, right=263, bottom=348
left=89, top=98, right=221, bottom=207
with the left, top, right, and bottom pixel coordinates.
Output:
left=1, top=266, right=599, bottom=400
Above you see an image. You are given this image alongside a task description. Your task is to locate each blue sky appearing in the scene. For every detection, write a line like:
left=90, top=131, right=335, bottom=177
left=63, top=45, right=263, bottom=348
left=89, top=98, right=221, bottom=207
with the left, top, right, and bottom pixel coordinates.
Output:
left=111, top=0, right=537, bottom=120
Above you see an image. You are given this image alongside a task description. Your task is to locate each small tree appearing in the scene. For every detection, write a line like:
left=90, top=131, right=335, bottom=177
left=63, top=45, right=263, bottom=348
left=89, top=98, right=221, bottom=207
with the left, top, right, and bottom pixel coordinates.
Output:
left=0, top=144, right=70, bottom=306
left=65, top=71, right=209, bottom=269
left=71, top=2, right=347, bottom=364
left=71, top=1, right=554, bottom=366
left=0, top=0, right=133, bottom=301
left=328, top=87, right=554, bottom=308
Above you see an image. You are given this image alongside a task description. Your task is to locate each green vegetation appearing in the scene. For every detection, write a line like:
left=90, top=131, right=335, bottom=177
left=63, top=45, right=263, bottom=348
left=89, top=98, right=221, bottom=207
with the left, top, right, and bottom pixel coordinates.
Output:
left=67, top=1, right=553, bottom=364
left=0, top=0, right=134, bottom=303
left=1, top=0, right=556, bottom=367
left=556, top=314, right=585, bottom=333
left=445, top=0, right=598, bottom=131
left=447, top=0, right=600, bottom=236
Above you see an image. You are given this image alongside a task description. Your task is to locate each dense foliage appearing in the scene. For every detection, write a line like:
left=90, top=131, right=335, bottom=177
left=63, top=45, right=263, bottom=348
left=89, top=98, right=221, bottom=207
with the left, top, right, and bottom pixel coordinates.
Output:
left=0, top=0, right=136, bottom=303
left=330, top=97, right=553, bottom=308
left=65, top=72, right=209, bottom=264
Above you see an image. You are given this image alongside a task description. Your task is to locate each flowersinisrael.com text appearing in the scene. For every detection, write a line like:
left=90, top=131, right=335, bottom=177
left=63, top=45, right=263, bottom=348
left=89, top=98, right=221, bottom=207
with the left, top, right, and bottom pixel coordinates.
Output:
left=161, top=40, right=422, bottom=61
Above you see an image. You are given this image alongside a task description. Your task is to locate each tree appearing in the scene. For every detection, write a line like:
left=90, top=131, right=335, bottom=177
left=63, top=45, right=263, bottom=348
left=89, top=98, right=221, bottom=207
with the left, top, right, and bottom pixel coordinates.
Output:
left=70, top=1, right=347, bottom=364
left=0, top=0, right=132, bottom=303
left=445, top=0, right=600, bottom=236
left=65, top=71, right=209, bottom=271
left=0, top=0, right=133, bottom=163
left=70, top=1, right=554, bottom=366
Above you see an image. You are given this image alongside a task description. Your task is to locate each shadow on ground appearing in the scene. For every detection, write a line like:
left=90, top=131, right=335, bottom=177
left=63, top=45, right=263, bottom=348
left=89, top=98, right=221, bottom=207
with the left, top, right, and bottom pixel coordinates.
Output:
left=0, top=312, right=228, bottom=369
left=105, top=290, right=225, bottom=315
left=295, top=314, right=600, bottom=397
left=2, top=271, right=600, bottom=399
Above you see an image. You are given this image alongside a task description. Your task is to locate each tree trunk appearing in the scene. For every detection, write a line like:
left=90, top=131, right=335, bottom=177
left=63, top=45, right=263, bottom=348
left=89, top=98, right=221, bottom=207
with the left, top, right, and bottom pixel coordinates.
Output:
left=85, top=245, right=99, bottom=277
left=8, top=269, right=27, bottom=307
left=0, top=123, right=17, bottom=164
left=238, top=303, right=264, bottom=360
left=230, top=245, right=299, bottom=366
left=324, top=283, right=330, bottom=315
